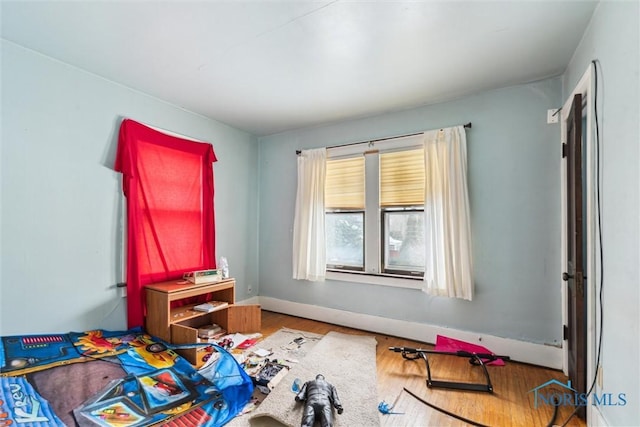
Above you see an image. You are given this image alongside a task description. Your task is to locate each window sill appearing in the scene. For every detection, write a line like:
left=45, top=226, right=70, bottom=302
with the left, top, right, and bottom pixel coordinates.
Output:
left=325, top=270, right=423, bottom=290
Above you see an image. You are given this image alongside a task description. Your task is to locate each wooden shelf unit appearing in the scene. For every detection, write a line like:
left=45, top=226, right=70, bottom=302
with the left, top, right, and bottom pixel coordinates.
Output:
left=145, top=278, right=261, bottom=364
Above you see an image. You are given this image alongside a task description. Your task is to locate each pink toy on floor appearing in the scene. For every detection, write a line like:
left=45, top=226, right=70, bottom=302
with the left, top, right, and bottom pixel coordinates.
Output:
left=434, top=335, right=505, bottom=366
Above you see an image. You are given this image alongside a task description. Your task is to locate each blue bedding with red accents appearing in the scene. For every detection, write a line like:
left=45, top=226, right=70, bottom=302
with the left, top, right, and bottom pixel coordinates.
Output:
left=0, top=328, right=252, bottom=426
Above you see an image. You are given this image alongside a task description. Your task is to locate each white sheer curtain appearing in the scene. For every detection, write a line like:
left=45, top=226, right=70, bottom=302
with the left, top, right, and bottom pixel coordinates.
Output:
left=292, top=148, right=327, bottom=281
left=423, top=126, right=474, bottom=299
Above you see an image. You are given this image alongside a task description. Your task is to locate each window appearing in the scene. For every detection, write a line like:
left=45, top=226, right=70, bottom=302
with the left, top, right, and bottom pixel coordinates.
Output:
left=115, top=119, right=217, bottom=328
left=380, top=148, right=425, bottom=276
left=325, top=136, right=425, bottom=279
left=326, top=211, right=364, bottom=270
left=294, top=126, right=471, bottom=296
left=325, top=157, right=365, bottom=271
left=382, top=208, right=424, bottom=276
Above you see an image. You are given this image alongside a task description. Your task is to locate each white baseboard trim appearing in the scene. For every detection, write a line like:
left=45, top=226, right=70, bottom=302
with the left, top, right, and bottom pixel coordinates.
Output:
left=236, top=296, right=261, bottom=305
left=255, top=296, right=563, bottom=369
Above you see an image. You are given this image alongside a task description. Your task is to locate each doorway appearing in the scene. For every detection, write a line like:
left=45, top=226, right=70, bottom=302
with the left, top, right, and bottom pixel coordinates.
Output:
left=564, top=92, right=586, bottom=419
left=560, top=65, right=597, bottom=422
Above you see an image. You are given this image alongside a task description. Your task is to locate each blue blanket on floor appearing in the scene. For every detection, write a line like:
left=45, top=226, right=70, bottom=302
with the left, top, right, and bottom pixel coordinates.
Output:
left=0, top=328, right=253, bottom=426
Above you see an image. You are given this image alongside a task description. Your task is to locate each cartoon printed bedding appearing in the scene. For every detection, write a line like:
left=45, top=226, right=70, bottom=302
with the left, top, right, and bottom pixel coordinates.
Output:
left=0, top=328, right=252, bottom=426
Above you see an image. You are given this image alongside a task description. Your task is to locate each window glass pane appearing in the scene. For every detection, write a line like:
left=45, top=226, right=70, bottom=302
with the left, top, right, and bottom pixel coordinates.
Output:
left=326, top=157, right=365, bottom=209
left=326, top=212, right=364, bottom=269
left=380, top=148, right=425, bottom=207
left=384, top=211, right=425, bottom=273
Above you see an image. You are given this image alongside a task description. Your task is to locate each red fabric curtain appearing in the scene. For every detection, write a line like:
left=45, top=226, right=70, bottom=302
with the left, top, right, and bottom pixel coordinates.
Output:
left=115, top=119, right=217, bottom=328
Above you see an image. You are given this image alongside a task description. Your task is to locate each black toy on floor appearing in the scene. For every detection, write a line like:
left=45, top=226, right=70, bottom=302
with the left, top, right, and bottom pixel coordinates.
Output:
left=294, top=374, right=343, bottom=427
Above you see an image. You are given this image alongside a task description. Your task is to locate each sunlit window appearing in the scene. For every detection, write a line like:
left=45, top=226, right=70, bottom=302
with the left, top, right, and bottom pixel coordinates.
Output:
left=325, top=144, right=425, bottom=278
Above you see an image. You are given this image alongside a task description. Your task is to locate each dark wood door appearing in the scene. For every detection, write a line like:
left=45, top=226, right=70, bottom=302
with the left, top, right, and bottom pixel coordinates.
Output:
left=564, top=93, right=586, bottom=419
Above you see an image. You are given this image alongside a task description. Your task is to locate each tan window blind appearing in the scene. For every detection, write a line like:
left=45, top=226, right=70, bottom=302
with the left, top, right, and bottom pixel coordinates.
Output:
left=380, top=148, right=425, bottom=207
left=325, top=156, right=365, bottom=209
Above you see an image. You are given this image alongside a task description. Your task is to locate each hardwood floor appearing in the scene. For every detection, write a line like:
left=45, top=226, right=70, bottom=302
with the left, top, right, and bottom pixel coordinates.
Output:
left=258, top=310, right=586, bottom=427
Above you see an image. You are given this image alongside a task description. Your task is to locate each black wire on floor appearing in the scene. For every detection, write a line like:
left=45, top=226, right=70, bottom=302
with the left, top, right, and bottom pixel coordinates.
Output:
left=546, top=394, right=561, bottom=427
left=403, top=387, right=491, bottom=427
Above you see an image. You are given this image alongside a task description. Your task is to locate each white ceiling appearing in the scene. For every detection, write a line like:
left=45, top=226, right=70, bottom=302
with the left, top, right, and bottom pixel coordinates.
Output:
left=1, top=1, right=597, bottom=136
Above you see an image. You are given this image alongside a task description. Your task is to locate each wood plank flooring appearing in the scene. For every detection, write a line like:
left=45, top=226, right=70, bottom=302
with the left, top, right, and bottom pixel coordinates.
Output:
left=258, top=310, right=586, bottom=427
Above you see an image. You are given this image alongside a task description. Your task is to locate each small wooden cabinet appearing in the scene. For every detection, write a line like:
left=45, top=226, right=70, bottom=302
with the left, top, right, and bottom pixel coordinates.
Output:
left=145, top=278, right=261, bottom=364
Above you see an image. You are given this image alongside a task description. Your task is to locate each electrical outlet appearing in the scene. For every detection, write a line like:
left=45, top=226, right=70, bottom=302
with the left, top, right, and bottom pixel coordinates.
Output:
left=547, top=109, right=559, bottom=124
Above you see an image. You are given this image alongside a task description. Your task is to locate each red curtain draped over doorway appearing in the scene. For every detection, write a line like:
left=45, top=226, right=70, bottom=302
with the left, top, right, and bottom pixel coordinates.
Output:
left=115, top=119, right=217, bottom=328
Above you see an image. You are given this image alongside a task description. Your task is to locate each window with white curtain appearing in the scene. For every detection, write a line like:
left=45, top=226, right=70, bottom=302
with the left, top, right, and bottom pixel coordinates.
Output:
left=325, top=135, right=426, bottom=279
left=294, top=126, right=472, bottom=298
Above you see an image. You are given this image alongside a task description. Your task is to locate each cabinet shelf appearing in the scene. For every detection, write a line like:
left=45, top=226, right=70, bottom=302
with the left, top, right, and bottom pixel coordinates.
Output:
left=169, top=302, right=228, bottom=323
left=145, top=278, right=261, bottom=365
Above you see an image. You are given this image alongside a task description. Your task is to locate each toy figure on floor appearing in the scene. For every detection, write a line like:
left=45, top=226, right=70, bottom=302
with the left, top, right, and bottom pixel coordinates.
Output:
left=294, top=374, right=343, bottom=427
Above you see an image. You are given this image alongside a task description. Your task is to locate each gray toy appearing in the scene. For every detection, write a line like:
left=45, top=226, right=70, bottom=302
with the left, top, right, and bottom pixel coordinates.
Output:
left=294, top=374, right=343, bottom=427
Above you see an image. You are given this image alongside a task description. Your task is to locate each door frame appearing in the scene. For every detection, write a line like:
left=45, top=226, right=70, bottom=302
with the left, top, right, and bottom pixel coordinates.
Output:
left=560, top=64, right=600, bottom=423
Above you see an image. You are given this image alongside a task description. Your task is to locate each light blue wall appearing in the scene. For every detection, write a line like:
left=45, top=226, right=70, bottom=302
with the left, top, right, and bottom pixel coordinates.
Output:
left=258, top=77, right=563, bottom=345
left=563, top=2, right=639, bottom=425
left=0, top=40, right=259, bottom=335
